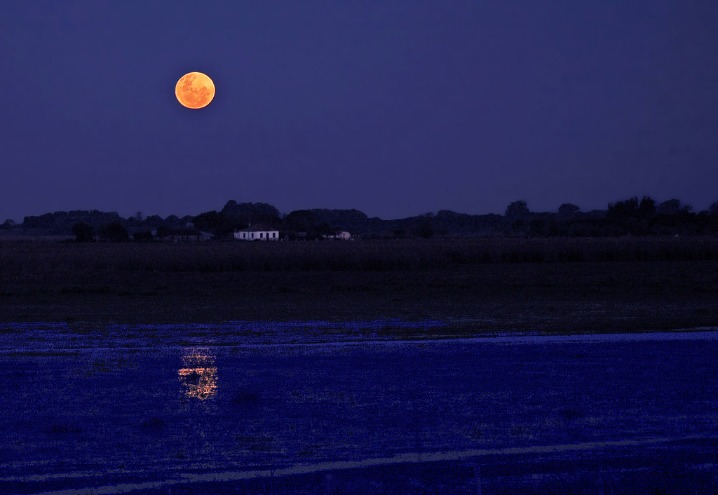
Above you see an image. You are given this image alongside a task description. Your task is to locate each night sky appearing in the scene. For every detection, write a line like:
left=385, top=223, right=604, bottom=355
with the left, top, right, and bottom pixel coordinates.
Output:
left=2, top=1, right=717, bottom=222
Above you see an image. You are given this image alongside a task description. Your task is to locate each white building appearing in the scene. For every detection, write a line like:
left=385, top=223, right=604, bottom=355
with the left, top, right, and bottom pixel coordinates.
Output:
left=234, top=225, right=280, bottom=241
left=323, top=231, right=352, bottom=240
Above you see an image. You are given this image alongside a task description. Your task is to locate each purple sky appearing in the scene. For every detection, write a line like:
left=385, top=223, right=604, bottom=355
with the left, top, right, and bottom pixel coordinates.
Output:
left=1, top=1, right=717, bottom=221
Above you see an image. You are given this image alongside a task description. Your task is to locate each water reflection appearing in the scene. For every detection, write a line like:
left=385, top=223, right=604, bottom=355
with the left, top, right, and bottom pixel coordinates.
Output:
left=178, top=348, right=217, bottom=400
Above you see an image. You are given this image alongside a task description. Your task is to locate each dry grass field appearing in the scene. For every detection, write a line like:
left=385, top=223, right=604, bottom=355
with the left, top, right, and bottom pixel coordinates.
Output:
left=1, top=237, right=718, bottom=332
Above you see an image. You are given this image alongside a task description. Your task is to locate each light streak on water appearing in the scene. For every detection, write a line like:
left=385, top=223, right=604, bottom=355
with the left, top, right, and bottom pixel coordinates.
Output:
left=0, top=320, right=716, bottom=355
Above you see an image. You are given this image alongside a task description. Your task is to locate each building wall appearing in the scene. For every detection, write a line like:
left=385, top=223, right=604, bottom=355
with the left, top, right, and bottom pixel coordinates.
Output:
left=323, top=231, right=351, bottom=240
left=234, top=231, right=279, bottom=241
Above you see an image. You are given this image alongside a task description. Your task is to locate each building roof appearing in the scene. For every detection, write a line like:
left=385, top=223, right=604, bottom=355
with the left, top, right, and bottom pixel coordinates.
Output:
left=237, top=224, right=280, bottom=232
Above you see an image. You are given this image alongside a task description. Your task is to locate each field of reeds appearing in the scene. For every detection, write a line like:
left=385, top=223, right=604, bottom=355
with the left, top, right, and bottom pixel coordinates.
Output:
left=1, top=237, right=718, bottom=331
left=3, top=236, right=718, bottom=273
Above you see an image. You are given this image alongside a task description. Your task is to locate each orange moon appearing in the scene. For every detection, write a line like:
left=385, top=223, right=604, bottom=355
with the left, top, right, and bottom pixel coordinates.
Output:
left=175, top=72, right=215, bottom=109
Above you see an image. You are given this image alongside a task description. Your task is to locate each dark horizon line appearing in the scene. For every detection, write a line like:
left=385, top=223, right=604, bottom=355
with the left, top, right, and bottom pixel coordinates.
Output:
left=5, top=195, right=718, bottom=225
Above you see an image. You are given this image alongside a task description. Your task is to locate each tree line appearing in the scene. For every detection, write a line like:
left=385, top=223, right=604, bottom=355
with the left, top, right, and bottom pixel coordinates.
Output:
left=2, top=196, right=718, bottom=242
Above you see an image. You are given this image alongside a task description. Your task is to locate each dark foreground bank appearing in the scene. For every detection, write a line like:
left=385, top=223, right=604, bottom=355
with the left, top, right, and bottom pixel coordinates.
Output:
left=1, top=238, right=718, bottom=332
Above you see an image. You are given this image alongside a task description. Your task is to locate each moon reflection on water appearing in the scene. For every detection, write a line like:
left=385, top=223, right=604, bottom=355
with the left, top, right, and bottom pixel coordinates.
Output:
left=178, top=348, right=218, bottom=400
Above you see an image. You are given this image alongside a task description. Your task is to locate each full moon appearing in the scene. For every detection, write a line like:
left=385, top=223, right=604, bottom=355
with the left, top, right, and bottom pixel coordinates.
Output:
left=175, top=72, right=215, bottom=109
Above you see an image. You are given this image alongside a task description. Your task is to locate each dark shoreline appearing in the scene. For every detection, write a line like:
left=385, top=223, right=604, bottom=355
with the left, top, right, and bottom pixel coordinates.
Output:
left=2, top=238, right=717, bottom=333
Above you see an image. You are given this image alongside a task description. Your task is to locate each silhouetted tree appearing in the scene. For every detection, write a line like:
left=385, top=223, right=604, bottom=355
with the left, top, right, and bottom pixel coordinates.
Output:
left=607, top=197, right=639, bottom=220
left=132, top=231, right=154, bottom=242
left=221, top=200, right=280, bottom=226
left=1, top=219, right=17, bottom=230
left=558, top=203, right=580, bottom=218
left=284, top=210, right=319, bottom=233
left=414, top=215, right=434, bottom=239
left=143, top=215, right=164, bottom=228
left=638, top=196, right=656, bottom=218
left=505, top=201, right=529, bottom=219
left=606, top=197, right=656, bottom=235
left=193, top=210, right=235, bottom=236
left=72, top=222, right=94, bottom=242
left=306, top=209, right=369, bottom=232
left=162, top=215, right=191, bottom=229
left=529, top=218, right=547, bottom=236
left=98, top=222, right=129, bottom=242
left=657, top=199, right=682, bottom=216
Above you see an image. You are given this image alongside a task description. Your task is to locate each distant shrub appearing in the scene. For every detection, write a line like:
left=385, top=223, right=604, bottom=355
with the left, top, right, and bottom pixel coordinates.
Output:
left=98, top=222, right=129, bottom=242
left=72, top=222, right=94, bottom=242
